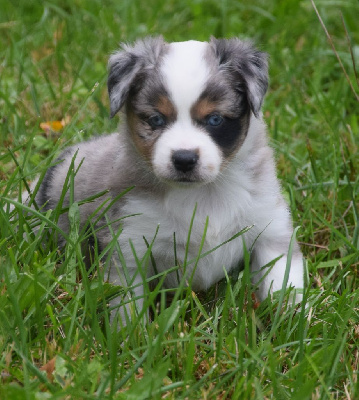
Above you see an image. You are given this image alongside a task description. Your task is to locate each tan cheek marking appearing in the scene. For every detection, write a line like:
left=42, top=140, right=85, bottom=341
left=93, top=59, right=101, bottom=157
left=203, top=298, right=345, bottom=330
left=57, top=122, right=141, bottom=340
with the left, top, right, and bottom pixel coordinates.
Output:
left=126, top=96, right=176, bottom=164
left=127, top=111, right=156, bottom=162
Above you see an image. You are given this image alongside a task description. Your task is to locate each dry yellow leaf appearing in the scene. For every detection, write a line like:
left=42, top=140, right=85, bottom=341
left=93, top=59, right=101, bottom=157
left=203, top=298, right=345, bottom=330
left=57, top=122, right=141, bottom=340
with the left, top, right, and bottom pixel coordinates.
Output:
left=40, top=116, right=70, bottom=134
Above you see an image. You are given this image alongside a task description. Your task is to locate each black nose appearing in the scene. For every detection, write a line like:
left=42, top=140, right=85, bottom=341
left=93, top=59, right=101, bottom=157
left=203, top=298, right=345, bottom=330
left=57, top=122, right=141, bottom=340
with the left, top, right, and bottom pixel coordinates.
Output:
left=172, top=149, right=199, bottom=173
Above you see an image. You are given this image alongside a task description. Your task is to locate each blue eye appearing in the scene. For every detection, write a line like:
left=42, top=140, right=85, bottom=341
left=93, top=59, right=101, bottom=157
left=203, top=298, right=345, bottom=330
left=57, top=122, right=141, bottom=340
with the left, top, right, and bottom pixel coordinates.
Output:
left=148, top=114, right=166, bottom=128
left=207, top=114, right=224, bottom=127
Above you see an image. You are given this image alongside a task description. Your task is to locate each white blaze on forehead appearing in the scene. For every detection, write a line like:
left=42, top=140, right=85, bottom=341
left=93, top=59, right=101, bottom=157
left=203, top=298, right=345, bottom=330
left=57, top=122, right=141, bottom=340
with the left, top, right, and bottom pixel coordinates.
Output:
left=153, top=41, right=222, bottom=184
left=161, top=41, right=210, bottom=118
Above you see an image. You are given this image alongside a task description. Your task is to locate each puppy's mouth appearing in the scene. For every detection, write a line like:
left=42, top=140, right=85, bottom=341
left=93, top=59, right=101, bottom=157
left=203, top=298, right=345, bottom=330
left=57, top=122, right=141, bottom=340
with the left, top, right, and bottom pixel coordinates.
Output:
left=162, top=173, right=205, bottom=185
left=156, top=169, right=216, bottom=187
left=177, top=177, right=197, bottom=183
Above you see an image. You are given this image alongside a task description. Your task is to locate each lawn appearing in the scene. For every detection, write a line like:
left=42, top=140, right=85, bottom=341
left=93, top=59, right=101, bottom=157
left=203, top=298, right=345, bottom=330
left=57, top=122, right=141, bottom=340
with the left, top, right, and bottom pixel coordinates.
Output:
left=0, top=0, right=358, bottom=398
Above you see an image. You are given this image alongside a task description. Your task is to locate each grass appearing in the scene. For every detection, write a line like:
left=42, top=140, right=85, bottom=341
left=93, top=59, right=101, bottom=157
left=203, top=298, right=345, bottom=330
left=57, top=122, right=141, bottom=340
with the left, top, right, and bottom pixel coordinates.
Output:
left=0, top=0, right=358, bottom=398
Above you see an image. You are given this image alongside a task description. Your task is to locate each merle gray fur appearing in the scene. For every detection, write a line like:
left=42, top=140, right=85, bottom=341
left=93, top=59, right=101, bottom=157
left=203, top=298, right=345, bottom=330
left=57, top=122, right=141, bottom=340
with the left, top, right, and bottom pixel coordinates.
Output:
left=108, top=36, right=168, bottom=117
left=208, top=37, right=268, bottom=117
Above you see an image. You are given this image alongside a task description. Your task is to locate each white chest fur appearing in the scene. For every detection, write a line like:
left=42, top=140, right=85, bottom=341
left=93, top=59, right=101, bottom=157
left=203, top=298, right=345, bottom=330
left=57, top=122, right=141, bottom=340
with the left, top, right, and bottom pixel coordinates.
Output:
left=119, top=168, right=260, bottom=291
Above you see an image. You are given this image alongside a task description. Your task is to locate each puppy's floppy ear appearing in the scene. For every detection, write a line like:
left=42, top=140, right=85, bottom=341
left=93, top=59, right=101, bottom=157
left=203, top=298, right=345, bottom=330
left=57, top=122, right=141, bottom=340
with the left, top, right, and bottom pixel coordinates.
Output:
left=108, top=36, right=166, bottom=118
left=108, top=51, right=143, bottom=118
left=210, top=37, right=268, bottom=117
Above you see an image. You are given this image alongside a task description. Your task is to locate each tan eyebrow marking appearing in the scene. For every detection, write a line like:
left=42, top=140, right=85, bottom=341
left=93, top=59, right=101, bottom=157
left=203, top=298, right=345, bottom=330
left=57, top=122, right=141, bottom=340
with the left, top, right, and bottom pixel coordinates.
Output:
left=156, top=95, right=177, bottom=120
left=191, top=98, right=218, bottom=120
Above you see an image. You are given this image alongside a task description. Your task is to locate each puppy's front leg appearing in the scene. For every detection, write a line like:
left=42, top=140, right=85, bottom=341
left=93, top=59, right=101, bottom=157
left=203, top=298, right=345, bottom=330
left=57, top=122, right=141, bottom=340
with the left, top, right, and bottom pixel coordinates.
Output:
left=107, top=262, right=146, bottom=327
left=251, top=235, right=304, bottom=303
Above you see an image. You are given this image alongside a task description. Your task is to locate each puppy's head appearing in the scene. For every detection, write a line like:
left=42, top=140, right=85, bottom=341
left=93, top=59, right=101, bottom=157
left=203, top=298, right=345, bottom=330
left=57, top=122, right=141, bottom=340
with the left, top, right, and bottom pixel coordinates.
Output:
left=108, top=36, right=268, bottom=185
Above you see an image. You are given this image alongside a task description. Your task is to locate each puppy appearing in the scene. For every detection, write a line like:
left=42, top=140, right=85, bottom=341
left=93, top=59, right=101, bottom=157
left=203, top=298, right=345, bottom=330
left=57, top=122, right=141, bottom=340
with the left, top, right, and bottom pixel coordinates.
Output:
left=35, top=37, right=304, bottom=322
